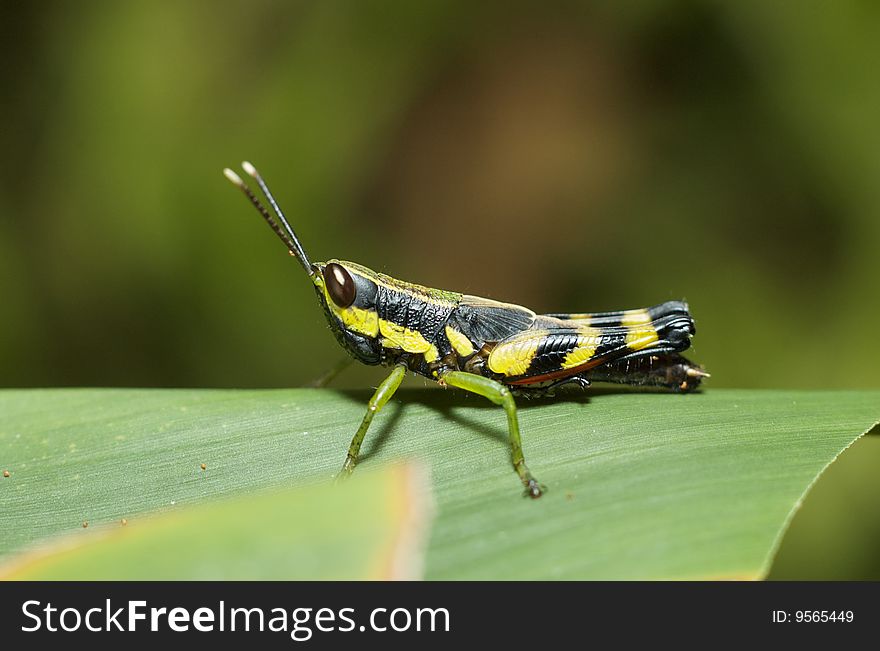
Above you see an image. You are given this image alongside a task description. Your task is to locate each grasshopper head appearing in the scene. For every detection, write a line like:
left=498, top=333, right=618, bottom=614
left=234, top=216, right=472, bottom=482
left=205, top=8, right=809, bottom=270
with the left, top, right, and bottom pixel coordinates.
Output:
left=310, top=260, right=384, bottom=365
left=224, top=162, right=383, bottom=365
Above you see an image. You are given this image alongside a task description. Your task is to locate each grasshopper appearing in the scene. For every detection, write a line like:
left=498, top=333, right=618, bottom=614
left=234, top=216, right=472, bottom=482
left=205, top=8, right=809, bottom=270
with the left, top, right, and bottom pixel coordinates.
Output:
left=223, top=162, right=707, bottom=498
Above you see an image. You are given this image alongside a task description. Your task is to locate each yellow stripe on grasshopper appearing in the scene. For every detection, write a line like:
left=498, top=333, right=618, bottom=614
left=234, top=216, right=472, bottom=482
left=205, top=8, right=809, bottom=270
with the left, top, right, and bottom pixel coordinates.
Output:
left=625, top=324, right=659, bottom=351
left=379, top=319, right=439, bottom=362
left=423, top=345, right=440, bottom=363
left=445, top=325, right=475, bottom=357
left=330, top=305, right=380, bottom=338
left=487, top=331, right=547, bottom=376
left=560, top=326, right=602, bottom=369
left=622, top=310, right=659, bottom=352
left=620, top=309, right=652, bottom=327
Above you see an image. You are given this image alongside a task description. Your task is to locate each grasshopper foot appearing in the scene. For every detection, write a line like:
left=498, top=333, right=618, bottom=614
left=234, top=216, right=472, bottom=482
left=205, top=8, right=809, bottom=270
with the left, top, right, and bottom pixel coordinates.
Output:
left=335, top=456, right=356, bottom=483
left=523, top=478, right=544, bottom=499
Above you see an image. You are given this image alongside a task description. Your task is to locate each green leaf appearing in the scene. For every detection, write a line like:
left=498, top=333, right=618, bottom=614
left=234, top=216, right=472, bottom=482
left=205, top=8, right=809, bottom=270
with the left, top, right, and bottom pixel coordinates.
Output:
left=1, top=388, right=877, bottom=579
left=1, top=463, right=430, bottom=580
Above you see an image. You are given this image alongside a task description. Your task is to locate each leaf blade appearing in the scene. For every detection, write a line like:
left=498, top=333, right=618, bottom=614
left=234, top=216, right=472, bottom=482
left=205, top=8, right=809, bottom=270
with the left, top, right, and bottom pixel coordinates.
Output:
left=1, top=388, right=877, bottom=579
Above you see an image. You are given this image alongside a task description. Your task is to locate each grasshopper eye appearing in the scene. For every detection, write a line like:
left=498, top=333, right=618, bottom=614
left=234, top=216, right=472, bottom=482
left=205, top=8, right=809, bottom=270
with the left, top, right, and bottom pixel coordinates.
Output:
left=325, top=262, right=356, bottom=308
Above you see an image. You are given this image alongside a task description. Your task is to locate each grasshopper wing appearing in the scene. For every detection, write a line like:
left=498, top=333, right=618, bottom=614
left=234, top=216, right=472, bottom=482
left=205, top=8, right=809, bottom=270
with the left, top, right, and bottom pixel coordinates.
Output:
left=446, top=295, right=536, bottom=348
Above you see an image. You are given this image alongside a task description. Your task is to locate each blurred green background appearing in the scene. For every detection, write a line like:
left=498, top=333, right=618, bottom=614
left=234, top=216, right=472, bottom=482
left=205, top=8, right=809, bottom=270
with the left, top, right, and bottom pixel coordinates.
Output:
left=0, top=0, right=877, bottom=577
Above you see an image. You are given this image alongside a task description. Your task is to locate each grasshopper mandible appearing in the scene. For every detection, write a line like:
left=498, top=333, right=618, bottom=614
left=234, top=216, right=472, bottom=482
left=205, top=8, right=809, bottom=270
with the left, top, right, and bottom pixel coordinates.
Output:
left=224, top=162, right=708, bottom=498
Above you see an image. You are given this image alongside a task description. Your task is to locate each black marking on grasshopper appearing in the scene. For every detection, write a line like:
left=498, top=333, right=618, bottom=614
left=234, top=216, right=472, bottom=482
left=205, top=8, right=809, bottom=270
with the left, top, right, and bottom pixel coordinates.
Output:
left=224, top=162, right=708, bottom=499
left=527, top=332, right=582, bottom=376
left=346, top=270, right=379, bottom=311
left=376, top=283, right=451, bottom=352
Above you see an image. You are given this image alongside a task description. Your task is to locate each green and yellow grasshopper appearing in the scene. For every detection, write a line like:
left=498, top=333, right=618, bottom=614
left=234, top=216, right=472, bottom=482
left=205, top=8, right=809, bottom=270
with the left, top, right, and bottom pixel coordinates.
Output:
left=224, top=162, right=707, bottom=498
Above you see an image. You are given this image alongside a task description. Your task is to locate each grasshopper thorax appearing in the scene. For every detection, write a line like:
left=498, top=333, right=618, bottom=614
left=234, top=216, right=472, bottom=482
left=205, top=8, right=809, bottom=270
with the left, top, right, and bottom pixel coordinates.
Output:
left=311, top=259, right=464, bottom=370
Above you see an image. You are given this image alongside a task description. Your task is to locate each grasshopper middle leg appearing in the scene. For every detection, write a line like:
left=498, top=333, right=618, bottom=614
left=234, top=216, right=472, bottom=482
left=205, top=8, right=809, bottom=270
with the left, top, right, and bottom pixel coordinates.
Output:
left=440, top=370, right=543, bottom=498
left=339, top=363, right=407, bottom=476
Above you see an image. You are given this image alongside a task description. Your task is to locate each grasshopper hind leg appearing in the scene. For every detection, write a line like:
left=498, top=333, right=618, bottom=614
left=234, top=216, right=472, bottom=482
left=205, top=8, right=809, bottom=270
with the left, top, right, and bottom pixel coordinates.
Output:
left=440, top=370, right=544, bottom=499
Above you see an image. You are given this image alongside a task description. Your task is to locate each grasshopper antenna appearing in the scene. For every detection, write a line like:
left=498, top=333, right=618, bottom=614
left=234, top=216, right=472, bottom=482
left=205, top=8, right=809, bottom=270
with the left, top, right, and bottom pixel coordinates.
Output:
left=241, top=161, right=313, bottom=275
left=223, top=164, right=314, bottom=275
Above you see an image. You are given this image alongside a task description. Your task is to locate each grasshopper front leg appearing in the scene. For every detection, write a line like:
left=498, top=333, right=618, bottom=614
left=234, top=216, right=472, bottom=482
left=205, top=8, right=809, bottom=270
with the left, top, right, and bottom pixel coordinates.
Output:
left=311, top=356, right=355, bottom=388
left=339, top=363, right=407, bottom=477
left=440, top=370, right=543, bottom=499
